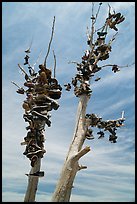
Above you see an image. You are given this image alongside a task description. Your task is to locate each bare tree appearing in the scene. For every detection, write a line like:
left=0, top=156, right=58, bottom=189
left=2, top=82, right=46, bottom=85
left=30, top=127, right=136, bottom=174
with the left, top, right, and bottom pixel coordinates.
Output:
left=51, top=3, right=130, bottom=202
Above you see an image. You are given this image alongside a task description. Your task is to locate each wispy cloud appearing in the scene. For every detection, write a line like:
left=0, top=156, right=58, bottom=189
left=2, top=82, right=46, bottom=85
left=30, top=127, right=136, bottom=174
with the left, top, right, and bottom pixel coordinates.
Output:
left=2, top=2, right=135, bottom=202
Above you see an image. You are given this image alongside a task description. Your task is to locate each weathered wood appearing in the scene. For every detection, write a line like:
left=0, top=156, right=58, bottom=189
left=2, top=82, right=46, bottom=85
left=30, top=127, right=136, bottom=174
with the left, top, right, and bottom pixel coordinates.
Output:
left=51, top=94, right=90, bottom=202
left=44, top=16, right=55, bottom=68
left=24, top=158, right=41, bottom=202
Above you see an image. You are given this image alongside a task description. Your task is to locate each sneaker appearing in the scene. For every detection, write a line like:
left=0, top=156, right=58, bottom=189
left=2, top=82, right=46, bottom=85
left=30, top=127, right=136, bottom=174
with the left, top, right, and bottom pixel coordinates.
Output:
left=25, top=171, right=44, bottom=177
left=85, top=128, right=94, bottom=140
left=22, top=102, right=30, bottom=112
left=24, top=62, right=28, bottom=65
left=64, top=83, right=71, bottom=91
left=48, top=89, right=62, bottom=100
left=28, top=139, right=41, bottom=149
left=95, top=77, right=101, bottom=81
left=24, top=81, right=34, bottom=88
left=82, top=55, right=88, bottom=60
left=33, top=171, right=44, bottom=177
left=26, top=141, right=43, bottom=157
left=36, top=149, right=46, bottom=158
left=20, top=141, right=28, bottom=145
left=31, top=111, right=51, bottom=127
left=98, top=135, right=104, bottom=139
left=97, top=131, right=104, bottom=139
left=31, top=106, right=49, bottom=112
left=16, top=88, right=25, bottom=94
left=26, top=126, right=31, bottom=130
left=109, top=134, right=117, bottom=142
left=23, top=148, right=28, bottom=155
left=97, top=31, right=107, bottom=36
left=51, top=101, right=59, bottom=110
left=27, top=149, right=43, bottom=157
left=30, top=155, right=38, bottom=167
left=86, top=135, right=94, bottom=140
left=91, top=16, right=95, bottom=20
left=25, top=48, right=30, bottom=52
left=87, top=40, right=90, bottom=45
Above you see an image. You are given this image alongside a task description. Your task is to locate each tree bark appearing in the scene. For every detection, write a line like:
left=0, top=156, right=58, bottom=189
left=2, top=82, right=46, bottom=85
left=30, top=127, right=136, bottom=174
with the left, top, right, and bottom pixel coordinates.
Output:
left=51, top=94, right=90, bottom=202
left=24, top=158, right=41, bottom=202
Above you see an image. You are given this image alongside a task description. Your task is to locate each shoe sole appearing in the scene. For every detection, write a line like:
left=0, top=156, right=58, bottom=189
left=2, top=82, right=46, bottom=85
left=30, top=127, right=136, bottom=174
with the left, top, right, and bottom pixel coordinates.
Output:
left=27, top=149, right=43, bottom=156
left=31, top=155, right=38, bottom=167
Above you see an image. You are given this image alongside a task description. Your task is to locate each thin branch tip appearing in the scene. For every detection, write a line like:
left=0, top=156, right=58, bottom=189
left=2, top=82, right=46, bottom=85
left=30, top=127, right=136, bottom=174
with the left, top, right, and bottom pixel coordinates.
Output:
left=44, top=16, right=56, bottom=67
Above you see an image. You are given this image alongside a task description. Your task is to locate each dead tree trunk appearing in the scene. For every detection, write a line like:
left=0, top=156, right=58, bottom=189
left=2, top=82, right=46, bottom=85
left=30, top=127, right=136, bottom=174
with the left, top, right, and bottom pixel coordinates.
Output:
left=51, top=94, right=90, bottom=202
left=24, top=158, right=41, bottom=202
left=51, top=3, right=127, bottom=202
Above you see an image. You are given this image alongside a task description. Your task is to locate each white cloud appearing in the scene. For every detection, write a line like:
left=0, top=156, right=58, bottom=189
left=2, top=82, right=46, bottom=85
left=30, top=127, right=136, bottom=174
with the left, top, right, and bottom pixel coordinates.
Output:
left=2, top=2, right=135, bottom=202
left=110, top=2, right=135, bottom=10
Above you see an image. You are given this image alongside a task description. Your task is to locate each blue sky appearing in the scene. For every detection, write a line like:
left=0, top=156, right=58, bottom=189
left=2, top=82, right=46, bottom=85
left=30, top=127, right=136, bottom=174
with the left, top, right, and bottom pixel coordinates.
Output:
left=2, top=2, right=135, bottom=202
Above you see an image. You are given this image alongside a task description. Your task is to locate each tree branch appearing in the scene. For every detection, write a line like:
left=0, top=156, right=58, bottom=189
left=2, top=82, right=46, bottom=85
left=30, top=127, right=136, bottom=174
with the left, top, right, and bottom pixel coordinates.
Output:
left=11, top=81, right=21, bottom=89
left=68, top=61, right=80, bottom=65
left=73, top=146, right=91, bottom=161
left=53, top=49, right=56, bottom=78
left=93, top=52, right=102, bottom=65
left=100, top=62, right=135, bottom=69
left=25, top=36, right=33, bottom=53
left=44, top=16, right=56, bottom=68
left=33, top=49, right=43, bottom=67
left=90, top=2, right=95, bottom=50
left=94, top=25, right=105, bottom=34
left=119, top=62, right=135, bottom=68
left=18, top=64, right=31, bottom=80
left=108, top=32, right=118, bottom=46
left=66, top=146, right=90, bottom=171
left=94, top=2, right=102, bottom=25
